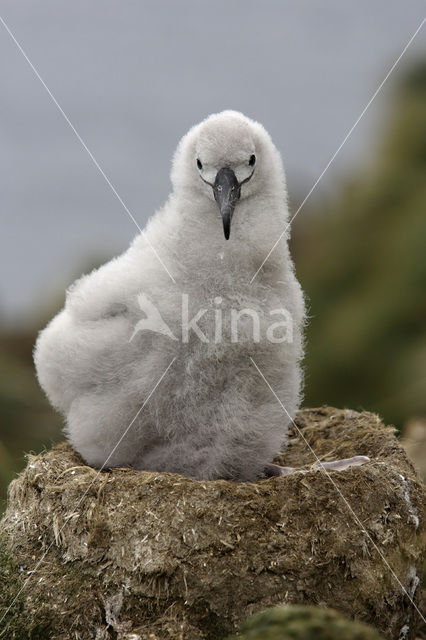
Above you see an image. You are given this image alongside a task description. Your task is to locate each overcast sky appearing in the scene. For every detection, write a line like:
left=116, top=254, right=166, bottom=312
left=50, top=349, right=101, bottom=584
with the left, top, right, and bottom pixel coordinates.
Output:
left=1, top=1, right=425, bottom=324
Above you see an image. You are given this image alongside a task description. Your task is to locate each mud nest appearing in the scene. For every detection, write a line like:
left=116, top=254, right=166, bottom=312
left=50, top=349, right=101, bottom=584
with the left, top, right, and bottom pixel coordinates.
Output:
left=0, top=407, right=425, bottom=640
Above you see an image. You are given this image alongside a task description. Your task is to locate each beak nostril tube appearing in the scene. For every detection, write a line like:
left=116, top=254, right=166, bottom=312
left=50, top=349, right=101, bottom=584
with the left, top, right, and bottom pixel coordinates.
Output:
left=211, top=167, right=253, bottom=239
left=199, top=162, right=255, bottom=239
left=213, top=168, right=240, bottom=240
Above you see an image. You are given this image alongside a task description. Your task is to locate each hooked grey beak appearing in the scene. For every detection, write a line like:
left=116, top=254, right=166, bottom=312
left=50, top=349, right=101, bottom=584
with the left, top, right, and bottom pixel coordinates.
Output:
left=213, top=168, right=241, bottom=240
left=200, top=165, right=255, bottom=239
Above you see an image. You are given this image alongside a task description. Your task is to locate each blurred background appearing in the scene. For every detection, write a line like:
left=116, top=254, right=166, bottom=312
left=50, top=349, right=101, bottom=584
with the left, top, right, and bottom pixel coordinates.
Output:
left=1, top=1, right=425, bottom=507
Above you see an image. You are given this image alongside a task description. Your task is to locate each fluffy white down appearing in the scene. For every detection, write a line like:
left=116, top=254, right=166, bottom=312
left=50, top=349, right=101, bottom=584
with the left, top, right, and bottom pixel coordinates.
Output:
left=34, top=111, right=306, bottom=481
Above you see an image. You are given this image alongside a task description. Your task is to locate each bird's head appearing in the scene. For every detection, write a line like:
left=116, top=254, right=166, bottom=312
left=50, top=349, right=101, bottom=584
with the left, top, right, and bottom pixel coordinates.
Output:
left=171, top=111, right=285, bottom=241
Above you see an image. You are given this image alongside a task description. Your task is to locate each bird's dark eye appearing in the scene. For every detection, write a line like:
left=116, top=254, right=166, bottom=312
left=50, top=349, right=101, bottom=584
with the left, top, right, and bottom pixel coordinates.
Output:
left=197, top=158, right=203, bottom=170
left=249, top=154, right=256, bottom=166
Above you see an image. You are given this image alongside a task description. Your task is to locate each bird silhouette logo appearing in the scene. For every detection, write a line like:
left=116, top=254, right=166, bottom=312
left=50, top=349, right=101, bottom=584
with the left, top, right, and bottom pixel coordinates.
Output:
left=130, top=293, right=177, bottom=342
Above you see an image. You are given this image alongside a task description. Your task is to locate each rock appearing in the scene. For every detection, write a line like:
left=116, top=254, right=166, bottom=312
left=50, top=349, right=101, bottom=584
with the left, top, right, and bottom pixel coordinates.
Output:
left=226, top=605, right=384, bottom=639
left=0, top=407, right=425, bottom=640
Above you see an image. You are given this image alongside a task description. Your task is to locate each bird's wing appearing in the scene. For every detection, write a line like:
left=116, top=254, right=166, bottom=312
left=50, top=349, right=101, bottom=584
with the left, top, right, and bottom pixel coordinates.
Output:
left=65, top=244, right=153, bottom=322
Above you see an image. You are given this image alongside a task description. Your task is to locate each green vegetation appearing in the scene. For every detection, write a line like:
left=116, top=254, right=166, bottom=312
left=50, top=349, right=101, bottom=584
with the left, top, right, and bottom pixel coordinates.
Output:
left=0, top=327, right=61, bottom=512
left=0, top=537, right=52, bottom=639
left=228, top=605, right=383, bottom=640
left=292, top=61, right=426, bottom=428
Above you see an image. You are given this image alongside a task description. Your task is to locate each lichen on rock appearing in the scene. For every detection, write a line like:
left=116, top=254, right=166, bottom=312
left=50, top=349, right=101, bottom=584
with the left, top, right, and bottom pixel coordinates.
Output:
left=0, top=407, right=425, bottom=639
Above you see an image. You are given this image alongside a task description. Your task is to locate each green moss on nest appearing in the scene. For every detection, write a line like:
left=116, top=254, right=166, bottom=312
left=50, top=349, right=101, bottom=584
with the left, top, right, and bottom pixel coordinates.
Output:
left=0, top=537, right=52, bottom=639
left=229, top=605, right=384, bottom=640
left=0, top=536, right=26, bottom=637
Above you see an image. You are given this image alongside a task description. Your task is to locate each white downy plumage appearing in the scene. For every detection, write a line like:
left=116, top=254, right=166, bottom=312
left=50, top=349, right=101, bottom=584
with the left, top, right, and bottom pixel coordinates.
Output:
left=34, top=110, right=307, bottom=481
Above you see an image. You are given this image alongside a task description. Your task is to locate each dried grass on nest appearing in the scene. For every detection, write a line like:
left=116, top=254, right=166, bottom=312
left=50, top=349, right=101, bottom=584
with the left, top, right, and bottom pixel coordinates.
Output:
left=0, top=407, right=425, bottom=640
